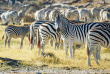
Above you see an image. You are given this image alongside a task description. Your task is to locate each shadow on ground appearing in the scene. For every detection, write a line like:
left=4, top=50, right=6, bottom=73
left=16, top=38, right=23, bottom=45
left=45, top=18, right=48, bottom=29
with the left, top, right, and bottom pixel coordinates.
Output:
left=0, top=57, right=22, bottom=67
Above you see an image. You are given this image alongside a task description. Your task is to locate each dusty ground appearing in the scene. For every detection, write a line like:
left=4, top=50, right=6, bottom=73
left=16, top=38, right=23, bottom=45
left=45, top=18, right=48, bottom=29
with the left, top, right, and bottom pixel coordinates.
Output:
left=0, top=68, right=110, bottom=74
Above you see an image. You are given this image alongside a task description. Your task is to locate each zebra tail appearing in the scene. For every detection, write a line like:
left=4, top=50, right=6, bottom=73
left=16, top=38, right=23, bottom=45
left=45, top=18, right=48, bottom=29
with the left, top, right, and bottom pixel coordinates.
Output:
left=29, top=24, right=34, bottom=45
left=28, top=33, right=32, bottom=45
left=85, top=34, right=89, bottom=56
left=2, top=32, right=4, bottom=40
left=87, top=44, right=89, bottom=56
left=37, top=29, right=40, bottom=48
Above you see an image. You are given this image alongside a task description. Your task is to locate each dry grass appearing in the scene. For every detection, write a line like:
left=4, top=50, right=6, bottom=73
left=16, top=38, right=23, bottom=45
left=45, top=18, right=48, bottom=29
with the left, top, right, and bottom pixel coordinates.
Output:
left=0, top=25, right=110, bottom=71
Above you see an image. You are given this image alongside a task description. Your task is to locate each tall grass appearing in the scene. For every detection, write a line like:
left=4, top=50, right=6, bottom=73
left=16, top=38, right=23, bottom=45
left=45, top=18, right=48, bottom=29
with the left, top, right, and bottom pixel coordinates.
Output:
left=0, top=25, right=110, bottom=71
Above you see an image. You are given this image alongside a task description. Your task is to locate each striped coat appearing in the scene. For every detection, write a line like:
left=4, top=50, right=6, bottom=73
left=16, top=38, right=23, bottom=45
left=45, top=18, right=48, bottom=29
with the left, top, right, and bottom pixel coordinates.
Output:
left=54, top=14, right=110, bottom=58
left=86, top=27, right=110, bottom=66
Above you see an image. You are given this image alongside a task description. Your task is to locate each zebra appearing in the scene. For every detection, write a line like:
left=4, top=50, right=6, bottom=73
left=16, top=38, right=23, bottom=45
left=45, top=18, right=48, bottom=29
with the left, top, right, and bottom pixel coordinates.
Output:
left=77, top=8, right=93, bottom=22
left=49, top=9, right=59, bottom=21
left=101, top=11, right=110, bottom=21
left=29, top=21, right=53, bottom=49
left=29, top=20, right=82, bottom=50
left=61, top=9, right=79, bottom=21
left=2, top=25, right=30, bottom=49
left=34, top=7, right=51, bottom=21
left=91, top=8, right=101, bottom=22
left=0, top=10, right=18, bottom=25
left=54, top=13, right=110, bottom=58
left=29, top=21, right=63, bottom=50
left=100, top=8, right=110, bottom=21
left=37, top=22, right=63, bottom=55
left=86, top=27, right=110, bottom=66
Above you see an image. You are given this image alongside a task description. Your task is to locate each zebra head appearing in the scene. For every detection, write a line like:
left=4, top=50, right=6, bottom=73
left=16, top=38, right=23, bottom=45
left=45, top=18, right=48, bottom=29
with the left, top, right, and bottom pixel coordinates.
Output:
left=54, top=13, right=63, bottom=32
left=15, top=16, right=22, bottom=25
left=55, top=13, right=70, bottom=32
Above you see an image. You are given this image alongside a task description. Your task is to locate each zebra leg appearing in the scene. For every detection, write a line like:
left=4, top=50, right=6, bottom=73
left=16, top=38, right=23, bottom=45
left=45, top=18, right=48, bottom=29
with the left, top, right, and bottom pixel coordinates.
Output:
left=11, top=18, right=15, bottom=25
left=97, top=16, right=100, bottom=21
left=100, top=16, right=103, bottom=21
left=31, top=36, right=35, bottom=50
left=97, top=45, right=101, bottom=60
left=79, top=14, right=82, bottom=21
left=41, top=39, right=45, bottom=55
left=64, top=41, right=68, bottom=58
left=37, top=37, right=41, bottom=56
left=54, top=42, right=57, bottom=50
left=96, top=16, right=98, bottom=21
left=60, top=43, right=63, bottom=49
left=32, top=34, right=37, bottom=49
left=20, top=37, right=24, bottom=49
left=73, top=44, right=76, bottom=58
left=2, top=18, right=5, bottom=24
left=5, top=35, right=8, bottom=47
left=69, top=40, right=73, bottom=58
left=49, top=39, right=53, bottom=46
left=88, top=47, right=94, bottom=66
left=54, top=42, right=59, bottom=50
left=84, top=17, right=87, bottom=22
left=57, top=43, right=60, bottom=49
left=10, top=17, right=13, bottom=25
left=93, top=47, right=99, bottom=65
left=8, top=37, right=11, bottom=48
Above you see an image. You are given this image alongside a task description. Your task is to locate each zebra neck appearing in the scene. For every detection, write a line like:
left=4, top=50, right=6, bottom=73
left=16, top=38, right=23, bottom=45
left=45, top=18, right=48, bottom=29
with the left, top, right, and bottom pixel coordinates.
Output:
left=60, top=24, right=70, bottom=34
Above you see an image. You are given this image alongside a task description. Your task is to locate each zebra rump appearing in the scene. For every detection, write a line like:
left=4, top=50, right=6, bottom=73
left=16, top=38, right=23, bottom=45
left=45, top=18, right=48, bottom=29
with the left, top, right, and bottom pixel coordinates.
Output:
left=29, top=21, right=54, bottom=49
left=86, top=27, right=110, bottom=66
left=37, top=22, right=62, bottom=55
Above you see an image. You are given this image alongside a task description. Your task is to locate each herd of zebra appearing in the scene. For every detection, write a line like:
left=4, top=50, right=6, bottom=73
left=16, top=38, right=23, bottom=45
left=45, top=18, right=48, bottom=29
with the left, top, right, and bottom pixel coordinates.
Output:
left=34, top=5, right=110, bottom=22
left=1, top=4, right=110, bottom=66
left=0, top=3, right=110, bottom=25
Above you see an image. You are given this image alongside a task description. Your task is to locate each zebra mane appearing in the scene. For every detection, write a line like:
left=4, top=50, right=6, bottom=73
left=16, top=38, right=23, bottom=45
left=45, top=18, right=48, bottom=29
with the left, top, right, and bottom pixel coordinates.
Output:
left=60, top=15, right=70, bottom=26
left=7, top=25, right=30, bottom=27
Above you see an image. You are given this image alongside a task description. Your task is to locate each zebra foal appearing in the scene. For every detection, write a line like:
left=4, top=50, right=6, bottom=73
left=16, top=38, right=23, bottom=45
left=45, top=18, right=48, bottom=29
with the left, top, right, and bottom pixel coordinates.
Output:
left=2, top=25, right=30, bottom=49
left=86, top=27, right=110, bottom=66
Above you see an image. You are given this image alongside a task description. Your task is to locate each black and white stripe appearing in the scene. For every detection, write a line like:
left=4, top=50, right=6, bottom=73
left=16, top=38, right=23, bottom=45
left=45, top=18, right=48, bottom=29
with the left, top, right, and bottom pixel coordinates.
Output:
left=2, top=25, right=29, bottom=49
left=86, top=27, right=110, bottom=66
left=37, top=22, right=63, bottom=55
left=29, top=21, right=54, bottom=49
left=54, top=14, right=110, bottom=58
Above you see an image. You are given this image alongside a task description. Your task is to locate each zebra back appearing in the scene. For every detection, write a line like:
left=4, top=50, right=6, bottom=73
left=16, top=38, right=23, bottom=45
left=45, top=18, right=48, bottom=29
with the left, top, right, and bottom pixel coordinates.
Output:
left=39, top=22, right=62, bottom=43
left=87, top=27, right=110, bottom=48
left=4, top=25, right=29, bottom=38
left=55, top=14, right=110, bottom=44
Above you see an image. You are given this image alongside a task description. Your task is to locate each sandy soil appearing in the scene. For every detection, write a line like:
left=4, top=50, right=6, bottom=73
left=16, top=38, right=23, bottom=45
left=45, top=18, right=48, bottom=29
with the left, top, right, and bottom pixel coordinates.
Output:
left=0, top=69, right=110, bottom=74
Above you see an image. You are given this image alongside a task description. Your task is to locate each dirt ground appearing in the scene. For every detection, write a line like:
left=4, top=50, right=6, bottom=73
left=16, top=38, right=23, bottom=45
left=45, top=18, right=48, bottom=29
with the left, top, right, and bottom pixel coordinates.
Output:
left=1, top=69, right=110, bottom=74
